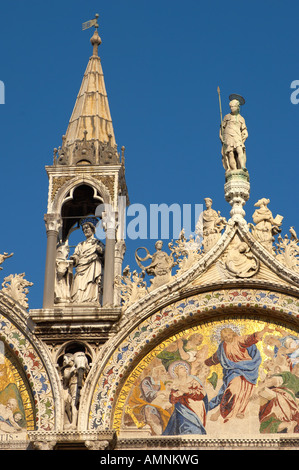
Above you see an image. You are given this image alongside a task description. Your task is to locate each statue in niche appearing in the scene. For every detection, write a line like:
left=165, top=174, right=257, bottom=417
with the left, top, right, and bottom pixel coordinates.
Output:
left=250, top=198, right=283, bottom=252
left=61, top=351, right=90, bottom=430
left=70, top=218, right=105, bottom=303
left=135, top=240, right=176, bottom=291
left=219, top=94, right=248, bottom=172
left=54, top=242, right=73, bottom=303
left=197, top=198, right=226, bottom=252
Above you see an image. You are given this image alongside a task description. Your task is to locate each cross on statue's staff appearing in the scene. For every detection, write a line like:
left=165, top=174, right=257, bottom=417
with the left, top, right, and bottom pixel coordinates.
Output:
left=82, top=13, right=99, bottom=31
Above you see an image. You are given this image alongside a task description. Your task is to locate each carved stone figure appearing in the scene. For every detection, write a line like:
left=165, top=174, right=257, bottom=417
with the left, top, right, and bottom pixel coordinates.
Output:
left=70, top=219, right=105, bottom=303
left=218, top=240, right=259, bottom=279
left=275, top=232, right=299, bottom=273
left=0, top=252, right=13, bottom=270
left=135, top=240, right=175, bottom=291
left=54, top=242, right=73, bottom=303
left=115, top=266, right=148, bottom=308
left=169, top=229, right=203, bottom=274
left=251, top=198, right=283, bottom=252
left=220, top=95, right=248, bottom=172
left=61, top=351, right=90, bottom=429
left=198, top=198, right=226, bottom=252
left=1, top=273, right=33, bottom=309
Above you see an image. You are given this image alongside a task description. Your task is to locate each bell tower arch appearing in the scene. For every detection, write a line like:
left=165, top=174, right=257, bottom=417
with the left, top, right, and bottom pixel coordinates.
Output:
left=33, top=19, right=129, bottom=359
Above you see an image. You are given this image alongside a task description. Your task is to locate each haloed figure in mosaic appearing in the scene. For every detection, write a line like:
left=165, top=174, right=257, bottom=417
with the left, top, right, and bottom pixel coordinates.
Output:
left=205, top=325, right=274, bottom=423
left=70, top=218, right=105, bottom=303
left=162, top=360, right=208, bottom=436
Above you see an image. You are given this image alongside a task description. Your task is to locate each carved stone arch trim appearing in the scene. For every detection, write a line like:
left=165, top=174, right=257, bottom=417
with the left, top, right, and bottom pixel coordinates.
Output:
left=116, top=221, right=239, bottom=323
left=51, top=175, right=112, bottom=214
left=0, top=292, right=61, bottom=431
left=237, top=219, right=299, bottom=288
left=82, top=287, right=298, bottom=431
left=117, top=218, right=299, bottom=324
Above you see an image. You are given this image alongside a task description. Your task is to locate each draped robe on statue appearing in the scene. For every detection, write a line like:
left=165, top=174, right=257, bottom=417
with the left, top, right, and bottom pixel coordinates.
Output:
left=71, top=238, right=104, bottom=303
left=205, top=333, right=262, bottom=422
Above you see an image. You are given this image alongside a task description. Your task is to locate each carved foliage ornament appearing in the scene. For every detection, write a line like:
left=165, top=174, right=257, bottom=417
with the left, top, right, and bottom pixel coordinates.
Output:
left=1, top=273, right=33, bottom=309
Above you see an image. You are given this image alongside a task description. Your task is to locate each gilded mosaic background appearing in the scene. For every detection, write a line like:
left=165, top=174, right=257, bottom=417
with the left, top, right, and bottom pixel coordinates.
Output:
left=114, top=318, right=299, bottom=436
left=0, top=344, right=35, bottom=435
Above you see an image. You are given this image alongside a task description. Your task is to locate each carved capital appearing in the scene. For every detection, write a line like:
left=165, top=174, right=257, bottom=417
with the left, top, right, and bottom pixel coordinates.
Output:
left=85, top=439, right=110, bottom=450
left=44, top=213, right=62, bottom=233
left=32, top=440, right=57, bottom=450
left=224, top=176, right=250, bottom=219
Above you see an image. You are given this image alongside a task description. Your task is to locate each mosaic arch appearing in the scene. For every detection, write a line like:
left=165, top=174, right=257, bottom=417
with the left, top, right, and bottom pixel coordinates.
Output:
left=0, top=304, right=56, bottom=433
left=89, top=288, right=299, bottom=437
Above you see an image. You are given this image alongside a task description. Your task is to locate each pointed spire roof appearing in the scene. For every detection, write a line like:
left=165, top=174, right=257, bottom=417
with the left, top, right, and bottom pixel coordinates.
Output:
left=63, top=21, right=116, bottom=155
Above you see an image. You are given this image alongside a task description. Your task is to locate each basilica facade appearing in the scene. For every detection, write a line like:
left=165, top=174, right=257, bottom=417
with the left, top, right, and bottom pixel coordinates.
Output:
left=0, top=22, right=298, bottom=451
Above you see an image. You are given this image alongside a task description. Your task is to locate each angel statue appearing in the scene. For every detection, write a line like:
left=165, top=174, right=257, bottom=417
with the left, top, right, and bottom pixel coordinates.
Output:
left=135, top=240, right=176, bottom=291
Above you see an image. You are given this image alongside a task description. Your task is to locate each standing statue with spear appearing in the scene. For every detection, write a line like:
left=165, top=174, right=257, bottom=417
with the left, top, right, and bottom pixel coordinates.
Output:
left=217, top=88, right=248, bottom=173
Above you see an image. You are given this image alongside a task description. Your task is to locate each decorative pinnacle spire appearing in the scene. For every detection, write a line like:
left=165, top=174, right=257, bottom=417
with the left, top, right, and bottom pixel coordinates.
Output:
left=82, top=13, right=102, bottom=56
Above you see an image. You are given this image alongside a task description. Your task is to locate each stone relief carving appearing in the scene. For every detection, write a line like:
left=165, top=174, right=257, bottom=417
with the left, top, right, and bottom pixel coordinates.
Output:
left=72, top=130, right=96, bottom=164
left=135, top=240, right=176, bottom=292
left=275, top=230, right=299, bottom=274
left=217, top=237, right=259, bottom=279
left=250, top=198, right=283, bottom=253
left=55, top=242, right=73, bottom=303
left=197, top=198, right=227, bottom=252
left=1, top=273, right=33, bottom=309
left=98, top=135, right=120, bottom=165
left=60, top=351, right=90, bottom=430
left=115, top=266, right=148, bottom=308
left=219, top=94, right=248, bottom=172
left=70, top=219, right=105, bottom=304
left=169, top=229, right=203, bottom=274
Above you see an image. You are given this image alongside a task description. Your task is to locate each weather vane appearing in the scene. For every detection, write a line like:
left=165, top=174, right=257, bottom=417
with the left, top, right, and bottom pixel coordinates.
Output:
left=82, top=13, right=99, bottom=31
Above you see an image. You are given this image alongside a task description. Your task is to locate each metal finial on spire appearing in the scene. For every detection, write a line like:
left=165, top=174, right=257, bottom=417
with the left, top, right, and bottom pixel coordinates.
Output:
left=82, top=13, right=99, bottom=31
left=82, top=13, right=101, bottom=56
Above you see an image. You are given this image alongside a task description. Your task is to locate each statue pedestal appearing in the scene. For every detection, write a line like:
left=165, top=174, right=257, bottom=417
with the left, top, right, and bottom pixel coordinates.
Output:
left=30, top=305, right=122, bottom=343
left=224, top=169, right=250, bottom=219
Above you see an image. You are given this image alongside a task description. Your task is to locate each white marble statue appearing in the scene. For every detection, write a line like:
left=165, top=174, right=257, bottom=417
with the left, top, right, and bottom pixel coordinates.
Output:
left=251, top=198, right=283, bottom=252
left=220, top=95, right=248, bottom=172
left=135, top=240, right=175, bottom=291
left=61, top=351, right=90, bottom=429
left=70, top=219, right=104, bottom=303
left=55, top=242, right=73, bottom=303
left=197, top=198, right=226, bottom=252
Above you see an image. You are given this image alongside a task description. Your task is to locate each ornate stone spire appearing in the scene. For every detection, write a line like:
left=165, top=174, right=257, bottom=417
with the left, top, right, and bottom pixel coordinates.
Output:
left=58, top=17, right=118, bottom=165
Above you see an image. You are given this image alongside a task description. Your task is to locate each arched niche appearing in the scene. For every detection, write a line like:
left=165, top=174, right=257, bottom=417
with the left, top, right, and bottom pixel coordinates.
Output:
left=0, top=293, right=60, bottom=433
left=84, top=287, right=299, bottom=437
left=61, top=184, right=104, bottom=241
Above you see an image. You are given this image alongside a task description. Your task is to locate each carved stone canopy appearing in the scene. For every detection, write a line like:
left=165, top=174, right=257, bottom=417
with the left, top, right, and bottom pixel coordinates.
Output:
left=54, top=133, right=121, bottom=167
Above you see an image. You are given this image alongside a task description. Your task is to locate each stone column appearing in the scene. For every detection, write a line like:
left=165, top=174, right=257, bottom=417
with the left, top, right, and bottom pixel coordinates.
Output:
left=224, top=170, right=250, bottom=221
left=114, top=240, right=126, bottom=305
left=102, top=212, right=116, bottom=307
left=43, top=213, right=62, bottom=309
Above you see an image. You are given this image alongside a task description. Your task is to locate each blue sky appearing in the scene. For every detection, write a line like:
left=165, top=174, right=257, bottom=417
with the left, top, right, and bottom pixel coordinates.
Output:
left=0, top=1, right=298, bottom=308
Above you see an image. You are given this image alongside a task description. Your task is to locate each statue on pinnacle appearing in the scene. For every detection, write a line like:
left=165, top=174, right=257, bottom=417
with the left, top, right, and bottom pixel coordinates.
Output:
left=218, top=90, right=248, bottom=173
